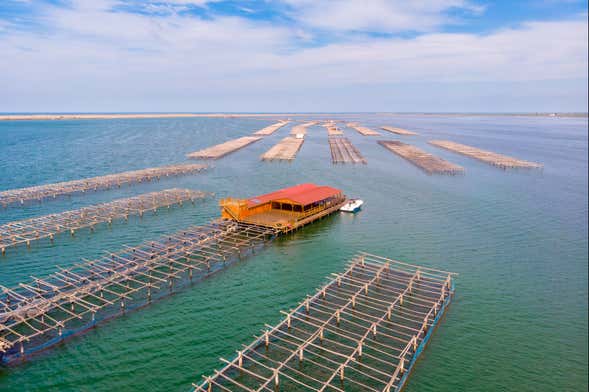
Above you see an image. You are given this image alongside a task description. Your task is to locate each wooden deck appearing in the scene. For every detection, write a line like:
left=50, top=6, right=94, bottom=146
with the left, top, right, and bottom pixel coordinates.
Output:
left=329, top=137, right=367, bottom=164
left=381, top=126, right=418, bottom=136
left=347, top=123, right=381, bottom=136
left=261, top=137, right=304, bottom=161
left=243, top=199, right=346, bottom=232
left=290, top=122, right=317, bottom=136
left=187, top=136, right=262, bottom=159
left=323, top=121, right=344, bottom=136
left=0, top=164, right=207, bottom=208
left=378, top=141, right=463, bottom=175
left=253, top=121, right=290, bottom=136
left=429, top=140, right=542, bottom=169
left=192, top=252, right=456, bottom=392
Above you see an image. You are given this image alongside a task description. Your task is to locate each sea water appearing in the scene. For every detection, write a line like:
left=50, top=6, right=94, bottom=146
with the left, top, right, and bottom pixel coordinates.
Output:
left=0, top=114, right=586, bottom=391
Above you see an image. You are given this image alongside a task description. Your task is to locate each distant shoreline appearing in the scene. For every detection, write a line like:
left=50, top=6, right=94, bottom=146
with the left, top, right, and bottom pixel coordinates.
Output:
left=0, top=112, right=586, bottom=121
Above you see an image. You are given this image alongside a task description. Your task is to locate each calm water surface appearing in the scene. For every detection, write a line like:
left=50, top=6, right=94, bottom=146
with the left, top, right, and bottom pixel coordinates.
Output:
left=0, top=114, right=587, bottom=391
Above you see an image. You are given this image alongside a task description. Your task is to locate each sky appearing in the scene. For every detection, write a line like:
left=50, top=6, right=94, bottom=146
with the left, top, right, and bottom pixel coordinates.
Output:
left=0, top=0, right=587, bottom=113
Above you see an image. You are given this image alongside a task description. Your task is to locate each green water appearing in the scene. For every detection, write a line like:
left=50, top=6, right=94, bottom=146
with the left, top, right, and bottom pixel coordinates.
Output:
left=0, top=114, right=587, bottom=391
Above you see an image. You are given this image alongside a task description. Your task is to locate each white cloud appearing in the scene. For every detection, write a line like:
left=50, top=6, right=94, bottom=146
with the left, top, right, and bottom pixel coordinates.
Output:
left=281, top=0, right=485, bottom=32
left=0, top=1, right=586, bottom=111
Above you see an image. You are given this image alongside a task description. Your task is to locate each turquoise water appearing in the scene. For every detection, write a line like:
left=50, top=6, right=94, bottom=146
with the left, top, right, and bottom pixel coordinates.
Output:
left=0, top=115, right=587, bottom=391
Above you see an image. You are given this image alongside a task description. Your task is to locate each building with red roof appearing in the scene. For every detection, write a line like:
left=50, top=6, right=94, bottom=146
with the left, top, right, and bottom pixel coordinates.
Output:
left=220, top=183, right=346, bottom=232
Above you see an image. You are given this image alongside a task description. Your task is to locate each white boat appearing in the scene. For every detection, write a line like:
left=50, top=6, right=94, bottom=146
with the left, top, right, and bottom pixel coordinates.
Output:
left=340, top=199, right=363, bottom=213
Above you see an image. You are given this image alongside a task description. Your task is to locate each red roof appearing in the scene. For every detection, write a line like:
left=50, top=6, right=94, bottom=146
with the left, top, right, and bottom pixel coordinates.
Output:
left=248, top=183, right=342, bottom=207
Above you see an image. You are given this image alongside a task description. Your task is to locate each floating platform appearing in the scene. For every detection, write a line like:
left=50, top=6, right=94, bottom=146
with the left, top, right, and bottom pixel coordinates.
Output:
left=381, top=126, right=418, bottom=136
left=261, top=137, right=304, bottom=161
left=0, top=189, right=209, bottom=254
left=323, top=121, right=344, bottom=136
left=347, top=123, right=381, bottom=136
left=187, top=136, right=262, bottom=160
left=220, top=184, right=346, bottom=232
left=192, top=252, right=456, bottom=392
left=290, top=122, right=317, bottom=136
left=378, top=141, right=463, bottom=175
left=0, top=220, right=279, bottom=363
left=253, top=121, right=290, bottom=136
left=329, top=136, right=367, bottom=164
left=0, top=164, right=207, bottom=208
left=429, top=140, right=542, bottom=169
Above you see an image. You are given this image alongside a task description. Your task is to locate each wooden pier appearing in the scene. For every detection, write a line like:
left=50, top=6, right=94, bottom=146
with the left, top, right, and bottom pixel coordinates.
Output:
left=291, top=122, right=317, bottom=136
left=429, top=140, right=542, bottom=169
left=347, top=123, right=381, bottom=136
left=187, top=136, right=262, bottom=160
left=261, top=137, right=304, bottom=161
left=329, top=137, right=367, bottom=164
left=381, top=127, right=417, bottom=136
left=254, top=121, right=290, bottom=136
left=0, top=189, right=209, bottom=254
left=323, top=122, right=343, bottom=136
left=0, top=220, right=279, bottom=363
left=192, top=252, right=456, bottom=392
left=378, top=141, right=463, bottom=175
left=0, top=164, right=207, bottom=208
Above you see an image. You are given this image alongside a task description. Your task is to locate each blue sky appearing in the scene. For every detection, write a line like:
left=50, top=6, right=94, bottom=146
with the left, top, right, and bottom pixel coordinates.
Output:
left=0, top=0, right=587, bottom=112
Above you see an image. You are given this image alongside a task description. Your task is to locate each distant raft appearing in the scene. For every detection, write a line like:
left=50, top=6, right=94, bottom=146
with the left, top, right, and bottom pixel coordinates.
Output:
left=323, top=121, right=344, bottom=136
left=253, top=121, right=290, bottom=136
left=192, top=252, right=456, bottom=392
left=378, top=140, right=463, bottom=175
left=0, top=189, right=210, bottom=254
left=347, top=123, right=381, bottom=136
left=381, top=126, right=418, bottom=136
left=429, top=140, right=542, bottom=169
left=261, top=137, right=304, bottom=161
left=329, top=136, right=366, bottom=164
left=187, top=136, right=262, bottom=159
left=290, top=121, right=317, bottom=136
left=0, top=163, right=207, bottom=208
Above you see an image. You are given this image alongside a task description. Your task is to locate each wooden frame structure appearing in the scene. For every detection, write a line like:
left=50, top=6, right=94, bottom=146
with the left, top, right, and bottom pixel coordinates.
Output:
left=378, top=141, right=463, bottom=175
left=347, top=123, right=381, bottom=136
left=429, top=140, right=542, bottom=169
left=261, top=137, right=305, bottom=161
left=254, top=121, right=290, bottom=136
left=0, top=189, right=209, bottom=254
left=0, top=163, right=207, bottom=208
left=322, top=122, right=343, bottom=136
left=290, top=122, right=317, bottom=136
left=193, top=252, right=456, bottom=392
left=187, top=136, right=263, bottom=160
left=329, top=137, right=367, bottom=164
left=0, top=220, right=279, bottom=363
left=381, top=127, right=417, bottom=136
